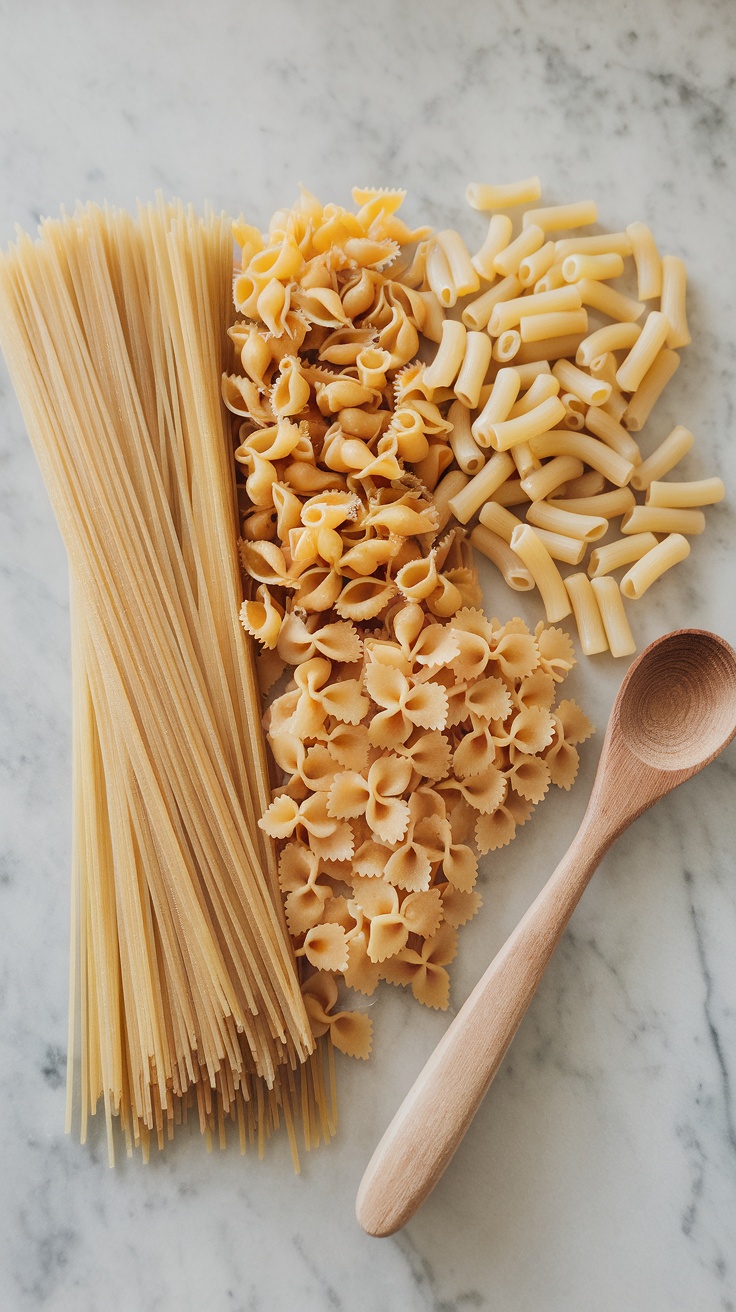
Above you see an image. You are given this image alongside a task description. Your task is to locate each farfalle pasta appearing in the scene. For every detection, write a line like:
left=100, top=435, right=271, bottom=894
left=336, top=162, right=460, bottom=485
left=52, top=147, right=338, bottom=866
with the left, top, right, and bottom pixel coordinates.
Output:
left=228, top=185, right=596, bottom=1068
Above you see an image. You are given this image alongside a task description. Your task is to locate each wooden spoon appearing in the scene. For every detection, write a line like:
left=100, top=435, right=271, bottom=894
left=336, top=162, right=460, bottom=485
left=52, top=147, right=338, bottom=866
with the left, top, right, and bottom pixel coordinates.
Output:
left=356, top=628, right=736, bottom=1237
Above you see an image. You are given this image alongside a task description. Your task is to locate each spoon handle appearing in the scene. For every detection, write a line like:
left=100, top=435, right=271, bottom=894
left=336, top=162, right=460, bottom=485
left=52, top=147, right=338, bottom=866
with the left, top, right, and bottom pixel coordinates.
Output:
left=356, top=821, right=612, bottom=1237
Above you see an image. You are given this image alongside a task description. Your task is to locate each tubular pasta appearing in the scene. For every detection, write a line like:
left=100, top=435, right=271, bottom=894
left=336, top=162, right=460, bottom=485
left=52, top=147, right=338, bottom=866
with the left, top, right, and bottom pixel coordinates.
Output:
left=494, top=224, right=545, bottom=278
left=576, top=322, right=642, bottom=367
left=520, top=455, right=584, bottom=502
left=564, top=573, right=608, bottom=655
left=548, top=487, right=635, bottom=518
left=466, top=177, right=542, bottom=210
left=488, top=285, right=582, bottom=335
left=520, top=309, right=588, bottom=343
left=448, top=401, right=486, bottom=475
left=626, top=222, right=662, bottom=300
left=462, top=275, right=522, bottom=331
left=527, top=527, right=587, bottom=565
left=587, top=533, right=659, bottom=578
left=469, top=525, right=535, bottom=591
left=523, top=201, right=597, bottom=232
left=454, top=332, right=493, bottom=409
left=621, top=348, right=680, bottom=432
left=576, top=278, right=644, bottom=323
left=518, top=241, right=557, bottom=288
left=436, top=229, right=480, bottom=298
left=584, top=406, right=642, bottom=466
left=620, top=505, right=705, bottom=536
left=620, top=533, right=690, bottom=599
left=630, top=425, right=694, bottom=491
left=646, top=477, right=725, bottom=509
left=552, top=359, right=611, bottom=408
left=485, top=395, right=567, bottom=451
left=447, top=451, right=516, bottom=523
left=526, top=500, right=607, bottom=542
left=528, top=430, right=634, bottom=486
left=589, top=577, right=636, bottom=657
left=562, top=252, right=624, bottom=283
left=470, top=214, right=514, bottom=281
left=509, top=526, right=571, bottom=622
left=423, top=319, right=467, bottom=391
left=616, top=312, right=671, bottom=393
left=660, top=255, right=690, bottom=349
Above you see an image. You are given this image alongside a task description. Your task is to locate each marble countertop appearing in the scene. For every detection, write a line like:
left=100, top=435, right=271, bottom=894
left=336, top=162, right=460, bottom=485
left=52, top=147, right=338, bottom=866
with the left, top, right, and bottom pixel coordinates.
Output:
left=1, top=2, right=735, bottom=1309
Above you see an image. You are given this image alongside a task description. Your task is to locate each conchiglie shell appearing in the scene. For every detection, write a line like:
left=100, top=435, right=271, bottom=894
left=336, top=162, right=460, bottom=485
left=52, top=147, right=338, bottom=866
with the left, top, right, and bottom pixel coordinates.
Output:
left=395, top=554, right=439, bottom=602
left=239, top=585, right=284, bottom=650
left=239, top=539, right=292, bottom=587
left=426, top=575, right=465, bottom=618
left=271, top=356, right=311, bottom=417
left=334, top=577, right=397, bottom=621
left=241, top=506, right=278, bottom=541
left=283, top=461, right=348, bottom=495
left=292, top=566, right=343, bottom=613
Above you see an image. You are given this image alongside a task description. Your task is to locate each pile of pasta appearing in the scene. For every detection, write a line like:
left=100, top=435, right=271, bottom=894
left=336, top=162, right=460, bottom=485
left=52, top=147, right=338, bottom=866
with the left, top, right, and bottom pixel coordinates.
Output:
left=258, top=606, right=592, bottom=1017
left=228, top=181, right=723, bottom=675
left=0, top=201, right=344, bottom=1166
left=227, top=186, right=594, bottom=1033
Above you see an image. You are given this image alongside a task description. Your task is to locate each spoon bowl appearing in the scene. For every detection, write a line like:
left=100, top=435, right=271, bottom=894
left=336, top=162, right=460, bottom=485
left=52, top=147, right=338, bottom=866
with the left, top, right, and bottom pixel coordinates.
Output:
left=617, top=629, right=736, bottom=771
left=356, top=628, right=736, bottom=1237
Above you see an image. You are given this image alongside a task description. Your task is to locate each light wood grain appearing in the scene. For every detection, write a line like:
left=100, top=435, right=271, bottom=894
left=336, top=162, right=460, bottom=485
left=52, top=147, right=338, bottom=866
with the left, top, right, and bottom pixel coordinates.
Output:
left=356, top=629, right=736, bottom=1237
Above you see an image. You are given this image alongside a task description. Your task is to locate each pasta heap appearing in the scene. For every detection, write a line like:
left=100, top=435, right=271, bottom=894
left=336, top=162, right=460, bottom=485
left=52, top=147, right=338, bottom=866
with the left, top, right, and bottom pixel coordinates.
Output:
left=0, top=201, right=347, bottom=1165
left=227, top=187, right=593, bottom=1027
left=228, top=182, right=724, bottom=670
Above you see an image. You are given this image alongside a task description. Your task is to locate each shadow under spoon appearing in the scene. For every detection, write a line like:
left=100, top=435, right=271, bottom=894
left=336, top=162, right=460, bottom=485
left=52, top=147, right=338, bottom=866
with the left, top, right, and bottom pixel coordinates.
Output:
left=356, top=628, right=736, bottom=1237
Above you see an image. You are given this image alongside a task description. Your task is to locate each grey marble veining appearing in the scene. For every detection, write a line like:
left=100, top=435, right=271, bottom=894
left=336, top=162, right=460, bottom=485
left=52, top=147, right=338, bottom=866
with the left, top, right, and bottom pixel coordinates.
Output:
left=1, top=2, right=735, bottom=1309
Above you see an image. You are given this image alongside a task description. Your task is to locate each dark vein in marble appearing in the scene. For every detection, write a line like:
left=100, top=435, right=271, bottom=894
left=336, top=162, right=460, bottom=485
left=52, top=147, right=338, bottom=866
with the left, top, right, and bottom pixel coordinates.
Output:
left=684, top=868, right=736, bottom=1154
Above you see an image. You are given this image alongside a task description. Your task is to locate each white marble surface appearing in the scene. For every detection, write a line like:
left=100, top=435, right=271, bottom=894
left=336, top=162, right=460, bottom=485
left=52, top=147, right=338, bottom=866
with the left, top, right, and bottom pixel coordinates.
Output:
left=1, top=2, right=735, bottom=1309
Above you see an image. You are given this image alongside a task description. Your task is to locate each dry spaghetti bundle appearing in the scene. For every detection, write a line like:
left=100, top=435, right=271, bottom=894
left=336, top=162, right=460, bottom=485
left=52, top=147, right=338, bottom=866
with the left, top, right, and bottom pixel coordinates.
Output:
left=0, top=201, right=340, bottom=1164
